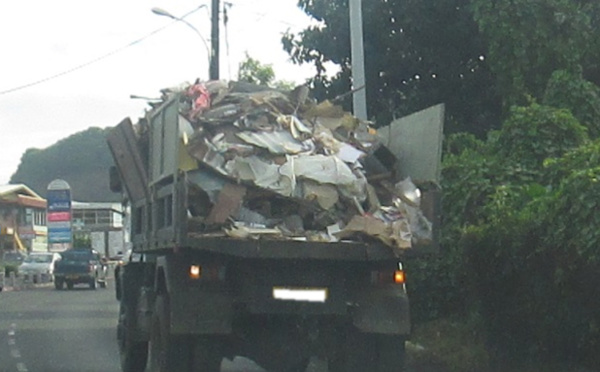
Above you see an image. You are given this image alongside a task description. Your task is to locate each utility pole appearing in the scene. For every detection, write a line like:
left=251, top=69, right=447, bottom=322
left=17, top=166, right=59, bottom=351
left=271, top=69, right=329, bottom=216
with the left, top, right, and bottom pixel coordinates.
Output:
left=349, top=0, right=367, bottom=120
left=210, top=0, right=220, bottom=80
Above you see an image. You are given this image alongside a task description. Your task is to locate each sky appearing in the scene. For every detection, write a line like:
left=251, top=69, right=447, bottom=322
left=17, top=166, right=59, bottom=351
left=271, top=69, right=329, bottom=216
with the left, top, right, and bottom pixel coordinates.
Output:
left=0, top=0, right=318, bottom=184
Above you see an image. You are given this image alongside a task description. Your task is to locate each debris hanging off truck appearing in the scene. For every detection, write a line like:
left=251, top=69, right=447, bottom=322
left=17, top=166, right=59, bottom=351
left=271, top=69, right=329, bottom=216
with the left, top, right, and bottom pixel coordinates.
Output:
left=131, top=80, right=434, bottom=254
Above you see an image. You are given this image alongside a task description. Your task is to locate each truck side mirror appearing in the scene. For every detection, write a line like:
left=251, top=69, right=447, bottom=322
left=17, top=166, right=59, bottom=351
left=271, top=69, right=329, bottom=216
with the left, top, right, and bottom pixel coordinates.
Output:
left=109, top=166, right=122, bottom=193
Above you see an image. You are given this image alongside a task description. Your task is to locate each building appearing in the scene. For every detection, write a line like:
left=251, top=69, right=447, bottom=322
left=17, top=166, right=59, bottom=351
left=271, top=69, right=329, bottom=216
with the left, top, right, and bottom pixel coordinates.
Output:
left=0, top=184, right=48, bottom=255
left=72, top=202, right=125, bottom=258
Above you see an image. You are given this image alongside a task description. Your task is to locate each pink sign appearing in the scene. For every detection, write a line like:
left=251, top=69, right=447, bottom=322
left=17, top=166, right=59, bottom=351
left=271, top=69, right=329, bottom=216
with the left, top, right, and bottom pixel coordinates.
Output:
left=48, top=211, right=71, bottom=222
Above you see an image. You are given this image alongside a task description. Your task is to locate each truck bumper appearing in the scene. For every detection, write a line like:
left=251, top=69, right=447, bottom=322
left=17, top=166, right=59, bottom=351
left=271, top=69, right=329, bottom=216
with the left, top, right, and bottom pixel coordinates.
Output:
left=352, top=287, right=410, bottom=334
left=170, top=290, right=234, bottom=335
left=168, top=285, right=409, bottom=336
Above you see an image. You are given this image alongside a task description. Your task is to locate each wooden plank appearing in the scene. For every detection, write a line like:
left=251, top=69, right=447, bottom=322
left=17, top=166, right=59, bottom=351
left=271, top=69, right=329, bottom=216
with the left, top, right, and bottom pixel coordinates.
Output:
left=205, top=183, right=247, bottom=224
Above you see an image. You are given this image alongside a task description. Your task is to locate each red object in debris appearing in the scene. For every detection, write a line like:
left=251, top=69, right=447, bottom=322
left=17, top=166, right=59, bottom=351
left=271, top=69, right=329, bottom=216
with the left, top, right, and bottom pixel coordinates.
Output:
left=187, top=83, right=211, bottom=119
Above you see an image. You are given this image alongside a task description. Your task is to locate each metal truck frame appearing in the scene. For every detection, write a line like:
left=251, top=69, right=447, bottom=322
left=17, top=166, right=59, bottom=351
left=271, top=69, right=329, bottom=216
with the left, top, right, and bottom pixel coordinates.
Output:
left=108, top=93, right=442, bottom=372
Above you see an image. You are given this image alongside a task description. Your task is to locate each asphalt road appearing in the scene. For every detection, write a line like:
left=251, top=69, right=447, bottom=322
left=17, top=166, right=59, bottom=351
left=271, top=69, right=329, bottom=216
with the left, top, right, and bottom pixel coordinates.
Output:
left=0, top=282, right=120, bottom=372
left=0, top=281, right=266, bottom=372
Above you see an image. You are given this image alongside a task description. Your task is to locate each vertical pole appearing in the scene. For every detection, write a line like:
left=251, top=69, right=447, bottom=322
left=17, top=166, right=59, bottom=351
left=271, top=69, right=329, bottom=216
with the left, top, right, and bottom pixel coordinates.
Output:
left=210, top=0, right=220, bottom=80
left=349, top=0, right=367, bottom=120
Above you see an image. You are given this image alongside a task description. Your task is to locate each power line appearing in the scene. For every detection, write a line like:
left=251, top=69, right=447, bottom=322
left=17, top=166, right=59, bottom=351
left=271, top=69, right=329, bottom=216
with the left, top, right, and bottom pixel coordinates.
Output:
left=0, top=6, right=208, bottom=97
left=225, top=0, right=310, bottom=29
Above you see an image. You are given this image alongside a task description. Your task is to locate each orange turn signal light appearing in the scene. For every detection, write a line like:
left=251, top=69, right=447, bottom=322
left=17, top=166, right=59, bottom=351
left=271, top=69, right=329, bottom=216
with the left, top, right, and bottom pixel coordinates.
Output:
left=394, top=270, right=405, bottom=284
left=189, top=265, right=202, bottom=279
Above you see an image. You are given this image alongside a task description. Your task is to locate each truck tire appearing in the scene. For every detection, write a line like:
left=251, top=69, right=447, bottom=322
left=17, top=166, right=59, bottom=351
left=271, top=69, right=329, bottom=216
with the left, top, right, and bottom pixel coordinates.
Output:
left=66, top=281, right=74, bottom=290
left=118, top=303, right=148, bottom=372
left=329, top=331, right=406, bottom=372
left=54, top=279, right=64, bottom=290
left=149, top=295, right=192, bottom=372
left=283, top=358, right=310, bottom=372
left=191, top=337, right=222, bottom=372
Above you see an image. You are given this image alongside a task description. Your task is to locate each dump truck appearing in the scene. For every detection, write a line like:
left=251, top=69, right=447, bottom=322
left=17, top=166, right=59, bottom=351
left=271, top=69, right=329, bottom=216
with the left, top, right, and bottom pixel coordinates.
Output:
left=108, top=80, right=443, bottom=372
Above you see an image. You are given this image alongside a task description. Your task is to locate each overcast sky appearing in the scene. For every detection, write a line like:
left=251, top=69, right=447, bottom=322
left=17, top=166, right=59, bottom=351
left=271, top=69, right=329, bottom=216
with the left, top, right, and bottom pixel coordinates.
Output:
left=0, top=0, right=318, bottom=185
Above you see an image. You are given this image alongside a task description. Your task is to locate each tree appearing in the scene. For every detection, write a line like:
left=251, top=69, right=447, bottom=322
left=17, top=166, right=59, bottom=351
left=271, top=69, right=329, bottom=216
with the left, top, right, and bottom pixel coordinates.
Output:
left=438, top=104, right=597, bottom=365
left=237, top=53, right=296, bottom=90
left=284, top=0, right=502, bottom=136
left=238, top=53, right=276, bottom=86
left=543, top=69, right=600, bottom=139
left=471, top=0, right=600, bottom=107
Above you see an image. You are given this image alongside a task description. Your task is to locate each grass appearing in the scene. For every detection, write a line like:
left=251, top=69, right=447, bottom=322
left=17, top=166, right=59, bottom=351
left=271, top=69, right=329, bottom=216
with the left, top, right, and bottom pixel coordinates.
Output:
left=407, top=317, right=490, bottom=372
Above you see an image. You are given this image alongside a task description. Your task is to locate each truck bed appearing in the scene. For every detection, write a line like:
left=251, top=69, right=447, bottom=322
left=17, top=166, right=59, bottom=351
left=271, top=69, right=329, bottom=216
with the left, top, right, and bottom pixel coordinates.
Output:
left=182, top=235, right=400, bottom=261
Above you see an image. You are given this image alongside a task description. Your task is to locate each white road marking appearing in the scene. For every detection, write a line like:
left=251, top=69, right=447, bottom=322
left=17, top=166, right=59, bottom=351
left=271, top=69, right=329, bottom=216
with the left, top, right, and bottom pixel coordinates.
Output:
left=7, top=322, right=30, bottom=372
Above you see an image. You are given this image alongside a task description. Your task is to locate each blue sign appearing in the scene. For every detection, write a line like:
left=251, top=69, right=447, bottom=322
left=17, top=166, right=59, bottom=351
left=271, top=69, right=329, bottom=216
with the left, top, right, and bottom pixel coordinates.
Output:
left=47, top=189, right=71, bottom=211
left=47, top=179, right=72, bottom=247
left=48, top=230, right=72, bottom=243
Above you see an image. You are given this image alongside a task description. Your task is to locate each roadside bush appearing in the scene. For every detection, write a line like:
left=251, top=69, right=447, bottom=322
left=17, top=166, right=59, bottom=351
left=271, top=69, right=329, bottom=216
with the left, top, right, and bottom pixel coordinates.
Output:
left=412, top=104, right=600, bottom=368
left=3, top=264, right=19, bottom=277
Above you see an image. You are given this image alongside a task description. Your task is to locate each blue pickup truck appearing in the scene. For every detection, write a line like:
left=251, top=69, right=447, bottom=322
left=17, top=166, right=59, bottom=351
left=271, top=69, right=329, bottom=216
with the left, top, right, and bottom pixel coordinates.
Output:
left=54, top=248, right=108, bottom=290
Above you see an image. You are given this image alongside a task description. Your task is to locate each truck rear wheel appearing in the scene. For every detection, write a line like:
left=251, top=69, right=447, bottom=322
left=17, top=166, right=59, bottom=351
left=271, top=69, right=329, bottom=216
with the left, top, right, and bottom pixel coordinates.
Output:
left=118, top=303, right=148, bottom=372
left=66, top=281, right=74, bottom=290
left=54, top=279, right=64, bottom=290
left=329, top=331, right=406, bottom=372
left=149, top=295, right=192, bottom=372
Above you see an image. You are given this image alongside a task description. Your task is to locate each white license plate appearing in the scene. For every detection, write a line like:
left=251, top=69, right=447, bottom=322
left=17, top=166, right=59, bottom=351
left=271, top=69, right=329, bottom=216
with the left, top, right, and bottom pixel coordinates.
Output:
left=272, top=287, right=328, bottom=303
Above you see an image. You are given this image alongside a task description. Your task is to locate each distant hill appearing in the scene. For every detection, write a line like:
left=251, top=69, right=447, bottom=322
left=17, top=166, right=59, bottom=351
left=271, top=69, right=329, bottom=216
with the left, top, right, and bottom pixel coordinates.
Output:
left=10, top=127, right=119, bottom=202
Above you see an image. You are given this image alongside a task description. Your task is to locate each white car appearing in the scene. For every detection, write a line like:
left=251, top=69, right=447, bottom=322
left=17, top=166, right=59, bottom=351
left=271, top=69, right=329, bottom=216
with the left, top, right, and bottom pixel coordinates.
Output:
left=19, top=252, right=61, bottom=283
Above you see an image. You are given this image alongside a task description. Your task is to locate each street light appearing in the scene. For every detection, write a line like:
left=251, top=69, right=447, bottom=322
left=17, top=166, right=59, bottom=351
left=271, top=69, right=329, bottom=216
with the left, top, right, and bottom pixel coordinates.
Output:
left=151, top=5, right=212, bottom=76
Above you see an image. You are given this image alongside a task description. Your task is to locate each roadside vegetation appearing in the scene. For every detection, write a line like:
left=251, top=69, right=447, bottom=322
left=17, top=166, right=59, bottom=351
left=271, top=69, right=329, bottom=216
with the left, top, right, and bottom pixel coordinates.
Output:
left=287, top=0, right=600, bottom=370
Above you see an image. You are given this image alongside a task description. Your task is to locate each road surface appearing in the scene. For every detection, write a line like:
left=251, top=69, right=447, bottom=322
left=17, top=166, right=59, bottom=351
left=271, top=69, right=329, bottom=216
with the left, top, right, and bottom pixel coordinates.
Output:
left=0, top=281, right=265, bottom=372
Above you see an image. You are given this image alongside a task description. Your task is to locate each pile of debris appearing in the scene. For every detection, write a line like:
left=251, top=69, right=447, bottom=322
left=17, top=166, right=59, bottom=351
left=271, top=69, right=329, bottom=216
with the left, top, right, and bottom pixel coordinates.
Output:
left=168, top=80, right=432, bottom=253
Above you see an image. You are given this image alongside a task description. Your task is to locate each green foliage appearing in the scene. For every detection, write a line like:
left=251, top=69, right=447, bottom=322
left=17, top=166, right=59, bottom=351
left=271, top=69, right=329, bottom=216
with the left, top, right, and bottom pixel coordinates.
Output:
left=443, top=132, right=485, bottom=156
left=429, top=106, right=600, bottom=367
left=410, top=317, right=490, bottom=372
left=543, top=69, right=600, bottom=139
left=238, top=53, right=276, bottom=86
left=471, top=0, right=595, bottom=106
left=286, top=0, right=502, bottom=135
left=237, top=53, right=298, bottom=91
left=10, top=127, right=118, bottom=202
left=543, top=140, right=600, bottom=187
left=73, top=235, right=92, bottom=248
left=493, top=104, right=588, bottom=168
left=286, top=0, right=600, bottom=367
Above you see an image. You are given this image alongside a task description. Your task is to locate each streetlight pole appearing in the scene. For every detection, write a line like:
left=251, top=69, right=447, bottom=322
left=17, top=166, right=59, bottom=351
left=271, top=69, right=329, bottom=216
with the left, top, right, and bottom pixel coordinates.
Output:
left=349, top=0, right=367, bottom=121
left=151, top=6, right=212, bottom=78
left=210, top=0, right=220, bottom=80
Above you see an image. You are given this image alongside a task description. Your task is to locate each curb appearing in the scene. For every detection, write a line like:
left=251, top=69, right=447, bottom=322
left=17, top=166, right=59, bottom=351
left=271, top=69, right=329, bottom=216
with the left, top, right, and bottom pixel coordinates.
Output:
left=0, top=282, right=54, bottom=292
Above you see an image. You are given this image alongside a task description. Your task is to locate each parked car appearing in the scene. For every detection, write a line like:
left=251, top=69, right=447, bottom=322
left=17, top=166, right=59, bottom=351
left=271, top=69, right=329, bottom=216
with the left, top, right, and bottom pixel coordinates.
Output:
left=54, top=248, right=108, bottom=290
left=19, top=252, right=61, bottom=283
left=2, top=251, right=26, bottom=266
